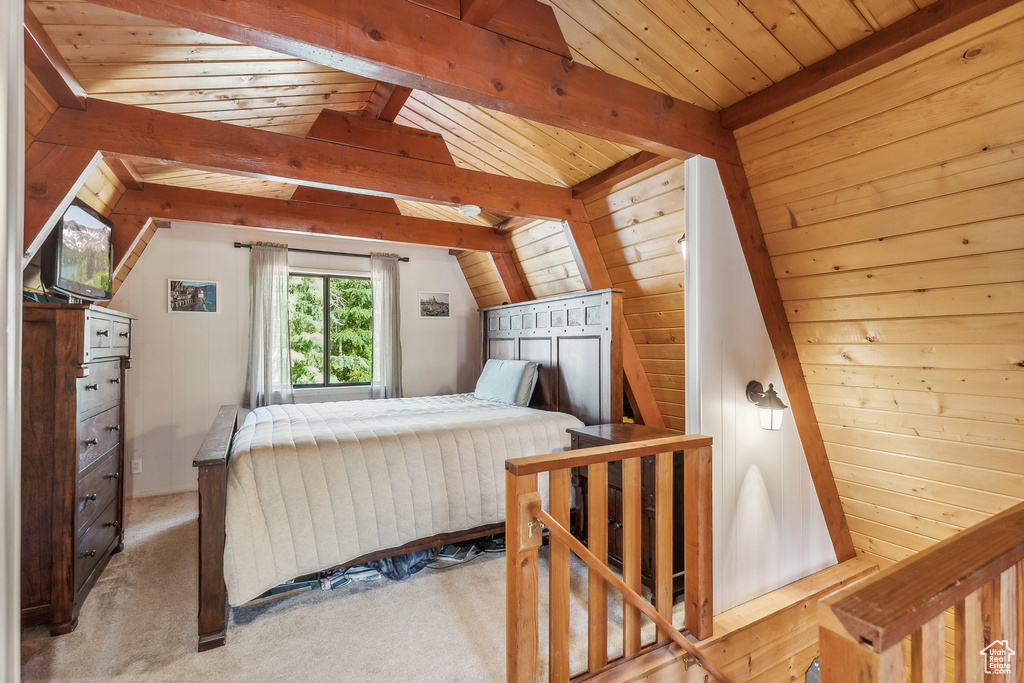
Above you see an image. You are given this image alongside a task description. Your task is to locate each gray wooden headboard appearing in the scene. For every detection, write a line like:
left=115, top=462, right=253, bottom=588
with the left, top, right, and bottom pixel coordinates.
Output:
left=480, top=288, right=623, bottom=425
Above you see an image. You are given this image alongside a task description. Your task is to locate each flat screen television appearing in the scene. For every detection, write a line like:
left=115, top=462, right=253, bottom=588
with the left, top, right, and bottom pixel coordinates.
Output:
left=40, top=199, right=114, bottom=302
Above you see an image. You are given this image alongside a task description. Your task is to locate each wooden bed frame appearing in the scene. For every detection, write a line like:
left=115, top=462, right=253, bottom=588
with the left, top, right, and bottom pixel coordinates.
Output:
left=192, top=288, right=623, bottom=651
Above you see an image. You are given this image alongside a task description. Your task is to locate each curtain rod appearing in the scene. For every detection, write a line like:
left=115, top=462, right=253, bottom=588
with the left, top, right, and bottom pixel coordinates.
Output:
left=233, top=242, right=409, bottom=262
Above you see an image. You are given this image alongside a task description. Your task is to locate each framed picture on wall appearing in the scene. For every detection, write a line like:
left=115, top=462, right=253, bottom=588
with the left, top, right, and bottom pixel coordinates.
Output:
left=419, top=292, right=450, bottom=318
left=169, top=279, right=218, bottom=313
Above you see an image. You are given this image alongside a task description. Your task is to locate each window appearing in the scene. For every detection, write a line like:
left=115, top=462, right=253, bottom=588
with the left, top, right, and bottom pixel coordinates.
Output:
left=288, top=274, right=372, bottom=387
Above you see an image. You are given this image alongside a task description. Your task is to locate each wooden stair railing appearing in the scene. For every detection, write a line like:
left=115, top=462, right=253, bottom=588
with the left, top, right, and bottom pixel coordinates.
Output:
left=505, top=434, right=727, bottom=682
left=819, top=500, right=1024, bottom=683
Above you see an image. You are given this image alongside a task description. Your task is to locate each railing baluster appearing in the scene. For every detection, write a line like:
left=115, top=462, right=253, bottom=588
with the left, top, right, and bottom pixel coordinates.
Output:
left=503, top=434, right=716, bottom=682
left=655, top=451, right=673, bottom=640
left=587, top=462, right=608, bottom=671
left=999, top=565, right=1017, bottom=683
left=506, top=471, right=540, bottom=683
left=622, top=455, right=642, bottom=655
left=911, top=613, right=944, bottom=683
left=549, top=468, right=571, bottom=683
left=955, top=589, right=984, bottom=683
left=685, top=444, right=714, bottom=639
left=1016, top=560, right=1023, bottom=683
left=982, top=575, right=1002, bottom=680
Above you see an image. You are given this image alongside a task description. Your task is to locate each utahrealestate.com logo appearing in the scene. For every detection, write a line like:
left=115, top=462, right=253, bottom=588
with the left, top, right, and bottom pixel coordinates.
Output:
left=981, top=640, right=1015, bottom=675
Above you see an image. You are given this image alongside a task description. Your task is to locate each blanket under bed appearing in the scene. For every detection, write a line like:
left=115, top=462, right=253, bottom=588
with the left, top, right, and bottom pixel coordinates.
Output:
left=224, top=394, right=582, bottom=605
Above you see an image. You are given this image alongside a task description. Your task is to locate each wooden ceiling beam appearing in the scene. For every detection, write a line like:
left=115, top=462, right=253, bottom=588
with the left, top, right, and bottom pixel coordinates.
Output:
left=461, top=0, right=505, bottom=27
left=561, top=219, right=664, bottom=429
left=376, top=85, right=413, bottom=123
left=288, top=187, right=402, bottom=214
left=113, top=184, right=510, bottom=253
left=715, top=151, right=855, bottom=562
left=23, top=7, right=87, bottom=110
left=572, top=151, right=669, bottom=202
left=103, top=156, right=145, bottom=191
left=488, top=250, right=530, bottom=303
left=36, top=98, right=582, bottom=221
left=410, top=0, right=460, bottom=19
left=486, top=0, right=570, bottom=58
left=722, top=0, right=1019, bottom=129
left=83, top=0, right=739, bottom=163
left=108, top=212, right=150, bottom=270
left=362, top=82, right=415, bottom=122
left=493, top=216, right=533, bottom=233
left=306, top=108, right=455, bottom=165
left=24, top=143, right=101, bottom=263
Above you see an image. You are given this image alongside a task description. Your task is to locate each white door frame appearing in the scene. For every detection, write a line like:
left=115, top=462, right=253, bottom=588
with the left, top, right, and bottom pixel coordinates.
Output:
left=2, top=0, right=25, bottom=678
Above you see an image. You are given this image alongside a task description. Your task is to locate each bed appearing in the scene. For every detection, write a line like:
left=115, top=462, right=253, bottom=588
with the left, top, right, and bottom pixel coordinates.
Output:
left=193, top=288, right=623, bottom=651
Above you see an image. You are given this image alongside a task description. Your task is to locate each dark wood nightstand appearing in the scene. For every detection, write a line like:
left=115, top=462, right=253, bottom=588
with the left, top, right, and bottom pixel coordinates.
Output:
left=568, top=423, right=685, bottom=595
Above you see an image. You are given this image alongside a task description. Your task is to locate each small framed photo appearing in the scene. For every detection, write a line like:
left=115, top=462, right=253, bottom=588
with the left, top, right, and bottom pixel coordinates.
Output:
left=419, top=291, right=450, bottom=318
left=169, top=279, right=218, bottom=313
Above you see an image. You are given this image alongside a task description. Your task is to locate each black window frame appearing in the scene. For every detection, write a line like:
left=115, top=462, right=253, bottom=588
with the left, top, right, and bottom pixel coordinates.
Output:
left=288, top=271, right=373, bottom=389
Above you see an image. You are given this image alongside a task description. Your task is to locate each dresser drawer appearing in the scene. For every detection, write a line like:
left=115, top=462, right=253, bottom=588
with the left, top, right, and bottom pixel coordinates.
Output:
left=77, top=361, right=121, bottom=416
left=76, top=449, right=120, bottom=534
left=111, top=319, right=131, bottom=354
left=75, top=499, right=119, bottom=595
left=85, top=312, right=131, bottom=361
left=77, top=404, right=121, bottom=472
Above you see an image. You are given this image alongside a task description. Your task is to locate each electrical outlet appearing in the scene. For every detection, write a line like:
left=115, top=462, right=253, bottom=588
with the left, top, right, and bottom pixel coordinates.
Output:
left=131, top=459, right=142, bottom=474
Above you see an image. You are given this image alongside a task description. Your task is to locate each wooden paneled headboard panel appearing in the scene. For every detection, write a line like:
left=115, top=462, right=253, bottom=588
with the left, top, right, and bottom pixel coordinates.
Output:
left=480, top=288, right=623, bottom=425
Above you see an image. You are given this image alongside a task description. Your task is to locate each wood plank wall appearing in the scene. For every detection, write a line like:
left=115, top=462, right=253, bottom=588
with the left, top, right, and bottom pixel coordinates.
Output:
left=75, top=161, right=125, bottom=217
left=457, top=163, right=686, bottom=427
left=582, top=160, right=686, bottom=430
left=507, top=219, right=586, bottom=299
left=455, top=250, right=507, bottom=309
left=734, top=10, right=1024, bottom=674
left=25, top=68, right=57, bottom=150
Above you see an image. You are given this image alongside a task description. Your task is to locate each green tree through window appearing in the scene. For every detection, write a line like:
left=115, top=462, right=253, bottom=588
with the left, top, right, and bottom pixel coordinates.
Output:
left=288, top=274, right=372, bottom=386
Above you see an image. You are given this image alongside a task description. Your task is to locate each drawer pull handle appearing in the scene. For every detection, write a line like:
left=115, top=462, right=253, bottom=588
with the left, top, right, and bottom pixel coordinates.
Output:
left=119, top=332, right=129, bottom=338
left=82, top=550, right=97, bottom=558
left=106, top=520, right=119, bottom=529
left=84, top=438, right=98, bottom=446
left=84, top=384, right=98, bottom=391
left=84, top=493, right=98, bottom=501
left=108, top=425, right=120, bottom=432
left=96, top=330, right=109, bottom=337
left=106, top=472, right=119, bottom=480
left=109, top=377, right=120, bottom=384
left=609, top=518, right=623, bottom=530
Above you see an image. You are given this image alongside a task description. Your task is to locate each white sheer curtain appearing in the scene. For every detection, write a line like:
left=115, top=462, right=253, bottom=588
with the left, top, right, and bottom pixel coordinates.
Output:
left=244, top=243, right=294, bottom=408
left=370, top=253, right=402, bottom=399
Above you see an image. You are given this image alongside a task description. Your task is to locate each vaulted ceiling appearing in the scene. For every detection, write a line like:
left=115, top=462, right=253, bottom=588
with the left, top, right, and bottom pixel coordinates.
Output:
left=27, top=0, right=937, bottom=209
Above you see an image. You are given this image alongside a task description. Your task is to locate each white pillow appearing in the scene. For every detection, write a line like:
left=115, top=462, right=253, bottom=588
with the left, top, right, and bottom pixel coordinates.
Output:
left=515, top=361, right=539, bottom=407
left=475, top=359, right=539, bottom=406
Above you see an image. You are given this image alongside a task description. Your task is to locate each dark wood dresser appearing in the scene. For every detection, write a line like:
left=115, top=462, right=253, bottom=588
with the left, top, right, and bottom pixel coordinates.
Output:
left=568, top=423, right=686, bottom=595
left=21, top=302, right=135, bottom=634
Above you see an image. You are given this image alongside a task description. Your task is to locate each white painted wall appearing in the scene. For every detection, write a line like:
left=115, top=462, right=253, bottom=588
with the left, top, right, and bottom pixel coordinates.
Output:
left=110, top=222, right=480, bottom=498
left=684, top=156, right=836, bottom=613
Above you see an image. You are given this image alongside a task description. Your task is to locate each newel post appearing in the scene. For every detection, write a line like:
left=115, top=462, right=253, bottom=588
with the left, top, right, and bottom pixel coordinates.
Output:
left=818, top=590, right=905, bottom=683
left=506, top=471, right=541, bottom=683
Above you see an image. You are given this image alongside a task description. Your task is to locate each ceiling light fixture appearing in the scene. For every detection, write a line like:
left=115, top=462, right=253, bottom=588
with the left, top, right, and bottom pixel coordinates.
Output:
left=458, top=204, right=481, bottom=217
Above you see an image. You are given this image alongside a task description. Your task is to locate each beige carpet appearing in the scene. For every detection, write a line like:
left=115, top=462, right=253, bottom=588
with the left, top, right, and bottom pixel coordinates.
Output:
left=22, top=492, right=682, bottom=682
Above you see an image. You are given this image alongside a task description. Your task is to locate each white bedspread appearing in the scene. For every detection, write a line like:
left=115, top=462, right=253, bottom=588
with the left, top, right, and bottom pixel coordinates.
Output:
left=224, top=394, right=582, bottom=605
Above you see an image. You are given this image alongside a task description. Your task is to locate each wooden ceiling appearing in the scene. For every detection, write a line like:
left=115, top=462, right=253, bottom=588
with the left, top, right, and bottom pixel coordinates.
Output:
left=544, top=0, right=936, bottom=110
left=27, top=0, right=940, bottom=222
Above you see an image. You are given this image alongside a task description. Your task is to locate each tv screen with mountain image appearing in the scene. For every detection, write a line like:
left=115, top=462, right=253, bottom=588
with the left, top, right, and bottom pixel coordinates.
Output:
left=41, top=199, right=114, bottom=301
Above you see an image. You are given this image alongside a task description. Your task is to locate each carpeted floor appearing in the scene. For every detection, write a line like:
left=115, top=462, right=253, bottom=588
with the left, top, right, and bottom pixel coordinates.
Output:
left=21, top=492, right=682, bottom=682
